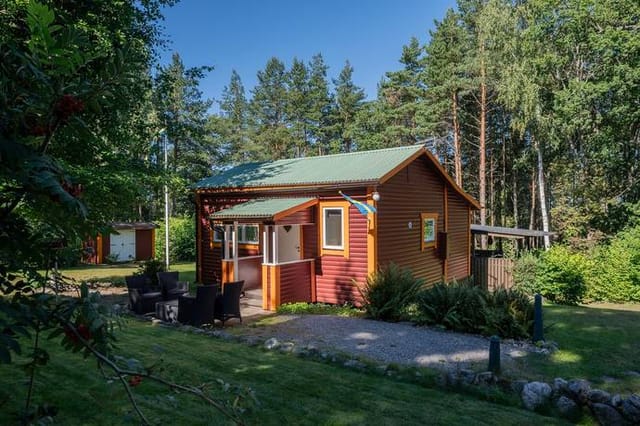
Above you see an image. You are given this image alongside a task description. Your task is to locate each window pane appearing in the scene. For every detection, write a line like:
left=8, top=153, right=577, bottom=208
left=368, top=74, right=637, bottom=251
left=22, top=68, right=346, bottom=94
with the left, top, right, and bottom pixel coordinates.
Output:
left=243, top=225, right=259, bottom=243
left=423, top=218, right=435, bottom=242
left=324, top=208, right=343, bottom=247
left=213, top=227, right=224, bottom=242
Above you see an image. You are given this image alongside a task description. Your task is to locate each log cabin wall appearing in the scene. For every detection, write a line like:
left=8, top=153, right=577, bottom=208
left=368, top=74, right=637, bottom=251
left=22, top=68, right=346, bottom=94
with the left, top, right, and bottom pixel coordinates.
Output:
left=447, top=190, right=471, bottom=281
left=377, top=156, right=447, bottom=285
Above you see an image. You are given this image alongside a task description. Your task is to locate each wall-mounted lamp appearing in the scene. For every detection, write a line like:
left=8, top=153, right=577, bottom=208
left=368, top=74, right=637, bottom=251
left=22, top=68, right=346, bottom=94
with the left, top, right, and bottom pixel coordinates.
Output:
left=372, top=191, right=381, bottom=202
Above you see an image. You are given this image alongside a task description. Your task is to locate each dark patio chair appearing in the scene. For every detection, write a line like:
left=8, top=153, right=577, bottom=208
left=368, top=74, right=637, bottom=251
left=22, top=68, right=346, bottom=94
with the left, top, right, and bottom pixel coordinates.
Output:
left=125, top=275, right=162, bottom=314
left=157, top=271, right=189, bottom=301
left=178, top=284, right=219, bottom=327
left=214, top=280, right=244, bottom=326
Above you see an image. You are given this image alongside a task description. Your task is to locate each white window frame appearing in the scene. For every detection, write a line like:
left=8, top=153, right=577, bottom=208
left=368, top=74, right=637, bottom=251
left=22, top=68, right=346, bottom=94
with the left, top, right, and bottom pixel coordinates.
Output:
left=214, top=224, right=259, bottom=244
left=322, top=207, right=344, bottom=250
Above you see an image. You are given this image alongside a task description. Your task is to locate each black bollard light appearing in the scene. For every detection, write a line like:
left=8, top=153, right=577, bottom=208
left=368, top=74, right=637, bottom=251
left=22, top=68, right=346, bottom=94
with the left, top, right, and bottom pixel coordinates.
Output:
left=533, top=293, right=544, bottom=343
left=488, top=335, right=501, bottom=373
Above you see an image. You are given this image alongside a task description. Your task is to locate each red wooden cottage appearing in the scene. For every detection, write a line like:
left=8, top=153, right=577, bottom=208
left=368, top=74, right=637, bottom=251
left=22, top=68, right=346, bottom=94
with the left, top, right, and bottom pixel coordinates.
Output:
left=194, top=144, right=479, bottom=310
left=84, top=222, right=157, bottom=264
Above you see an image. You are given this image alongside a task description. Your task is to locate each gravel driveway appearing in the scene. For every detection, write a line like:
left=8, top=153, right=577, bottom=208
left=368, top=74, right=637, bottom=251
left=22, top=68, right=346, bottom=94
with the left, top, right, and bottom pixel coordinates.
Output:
left=240, top=315, right=534, bottom=370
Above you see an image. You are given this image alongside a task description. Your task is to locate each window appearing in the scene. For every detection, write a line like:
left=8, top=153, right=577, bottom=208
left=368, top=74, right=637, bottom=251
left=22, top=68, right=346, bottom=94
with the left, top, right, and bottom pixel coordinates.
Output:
left=323, top=208, right=344, bottom=249
left=212, top=224, right=259, bottom=245
left=421, top=213, right=438, bottom=250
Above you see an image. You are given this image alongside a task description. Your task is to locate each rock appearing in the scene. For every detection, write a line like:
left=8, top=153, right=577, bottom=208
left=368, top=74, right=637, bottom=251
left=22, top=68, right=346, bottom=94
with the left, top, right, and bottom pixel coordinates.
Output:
left=474, top=371, right=496, bottom=386
left=264, top=337, right=280, bottom=350
left=553, top=377, right=569, bottom=395
left=588, top=389, right=612, bottom=405
left=621, top=394, right=640, bottom=424
left=591, top=403, right=627, bottom=426
left=567, top=379, right=591, bottom=404
left=279, top=342, right=295, bottom=353
left=521, top=381, right=552, bottom=411
left=611, top=394, right=623, bottom=408
left=511, top=380, right=528, bottom=394
left=556, top=395, right=582, bottom=422
left=343, top=359, right=366, bottom=369
left=459, top=369, right=476, bottom=386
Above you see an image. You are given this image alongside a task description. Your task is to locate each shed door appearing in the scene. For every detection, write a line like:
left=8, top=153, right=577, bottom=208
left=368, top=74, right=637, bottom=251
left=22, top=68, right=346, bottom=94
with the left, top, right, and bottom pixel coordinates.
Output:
left=110, top=230, right=136, bottom=261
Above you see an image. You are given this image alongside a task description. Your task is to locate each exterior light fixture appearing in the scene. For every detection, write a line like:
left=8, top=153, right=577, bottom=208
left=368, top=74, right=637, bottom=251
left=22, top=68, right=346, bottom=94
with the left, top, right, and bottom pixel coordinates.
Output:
left=372, top=191, right=381, bottom=202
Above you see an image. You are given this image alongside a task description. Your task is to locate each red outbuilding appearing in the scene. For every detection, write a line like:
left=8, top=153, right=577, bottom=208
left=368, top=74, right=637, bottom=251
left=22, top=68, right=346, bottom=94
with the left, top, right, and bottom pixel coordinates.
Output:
left=83, top=222, right=157, bottom=264
left=194, top=144, right=479, bottom=310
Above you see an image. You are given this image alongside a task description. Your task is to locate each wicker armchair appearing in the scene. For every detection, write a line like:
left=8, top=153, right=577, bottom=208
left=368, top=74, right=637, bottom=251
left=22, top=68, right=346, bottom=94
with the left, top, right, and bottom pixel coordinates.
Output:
left=157, top=271, right=189, bottom=300
left=178, top=284, right=219, bottom=327
left=125, top=275, right=162, bottom=314
left=214, top=280, right=244, bottom=326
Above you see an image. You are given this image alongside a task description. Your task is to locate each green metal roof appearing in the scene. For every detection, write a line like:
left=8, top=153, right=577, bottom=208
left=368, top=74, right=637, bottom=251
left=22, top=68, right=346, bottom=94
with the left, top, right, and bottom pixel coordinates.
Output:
left=209, top=197, right=316, bottom=220
left=195, top=145, right=425, bottom=189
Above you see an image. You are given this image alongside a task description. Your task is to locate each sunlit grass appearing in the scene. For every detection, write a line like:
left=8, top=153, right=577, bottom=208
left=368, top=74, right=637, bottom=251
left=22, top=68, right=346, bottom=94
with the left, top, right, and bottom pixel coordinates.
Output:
left=55, top=262, right=196, bottom=285
left=0, top=321, right=563, bottom=425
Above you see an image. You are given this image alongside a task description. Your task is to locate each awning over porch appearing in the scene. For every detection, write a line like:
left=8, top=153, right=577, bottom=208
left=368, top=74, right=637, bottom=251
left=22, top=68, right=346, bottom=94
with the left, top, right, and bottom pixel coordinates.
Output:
left=209, top=197, right=317, bottom=222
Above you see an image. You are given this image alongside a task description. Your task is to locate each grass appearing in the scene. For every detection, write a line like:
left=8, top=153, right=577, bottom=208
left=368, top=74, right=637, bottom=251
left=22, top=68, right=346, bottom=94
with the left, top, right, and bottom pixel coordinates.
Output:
left=57, top=262, right=196, bottom=286
left=276, top=302, right=364, bottom=317
left=513, top=303, right=640, bottom=394
left=0, top=321, right=564, bottom=425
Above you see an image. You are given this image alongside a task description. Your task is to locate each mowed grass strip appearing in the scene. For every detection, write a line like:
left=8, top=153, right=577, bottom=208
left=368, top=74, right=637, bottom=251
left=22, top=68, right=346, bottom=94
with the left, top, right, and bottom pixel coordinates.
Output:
left=56, top=262, right=196, bottom=285
left=516, top=303, right=640, bottom=394
left=0, top=321, right=563, bottom=425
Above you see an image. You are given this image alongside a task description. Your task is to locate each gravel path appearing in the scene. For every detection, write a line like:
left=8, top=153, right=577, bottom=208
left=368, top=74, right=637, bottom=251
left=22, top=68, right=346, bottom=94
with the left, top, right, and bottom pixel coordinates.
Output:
left=240, top=315, right=534, bottom=370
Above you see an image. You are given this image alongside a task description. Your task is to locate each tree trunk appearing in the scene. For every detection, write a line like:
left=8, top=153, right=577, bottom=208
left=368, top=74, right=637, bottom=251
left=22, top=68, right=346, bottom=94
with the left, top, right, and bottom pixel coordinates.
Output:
left=479, top=61, right=488, bottom=249
left=534, top=136, right=551, bottom=249
left=452, top=91, right=463, bottom=187
left=490, top=154, right=495, bottom=227
left=529, top=168, right=536, bottom=231
left=512, top=167, right=518, bottom=228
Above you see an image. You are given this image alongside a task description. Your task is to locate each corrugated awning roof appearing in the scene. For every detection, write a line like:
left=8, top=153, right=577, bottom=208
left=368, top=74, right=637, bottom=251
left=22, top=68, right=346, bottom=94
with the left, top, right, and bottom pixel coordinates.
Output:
left=471, top=224, right=554, bottom=238
left=209, top=198, right=317, bottom=221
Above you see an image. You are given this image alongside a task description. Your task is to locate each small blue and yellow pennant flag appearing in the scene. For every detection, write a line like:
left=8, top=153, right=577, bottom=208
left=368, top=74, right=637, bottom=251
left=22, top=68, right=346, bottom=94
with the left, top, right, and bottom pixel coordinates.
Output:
left=339, top=191, right=377, bottom=216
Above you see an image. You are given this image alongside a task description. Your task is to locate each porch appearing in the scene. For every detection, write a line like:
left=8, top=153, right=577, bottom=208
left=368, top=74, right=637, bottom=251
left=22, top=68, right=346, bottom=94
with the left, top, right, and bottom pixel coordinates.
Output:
left=211, top=198, right=318, bottom=311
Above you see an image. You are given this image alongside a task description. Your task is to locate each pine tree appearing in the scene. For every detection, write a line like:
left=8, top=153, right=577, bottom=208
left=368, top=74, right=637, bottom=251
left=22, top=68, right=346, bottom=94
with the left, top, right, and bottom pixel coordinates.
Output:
left=306, top=53, right=332, bottom=155
left=331, top=61, right=365, bottom=153
left=250, top=57, right=293, bottom=159
left=287, top=58, right=311, bottom=157
left=217, top=70, right=252, bottom=163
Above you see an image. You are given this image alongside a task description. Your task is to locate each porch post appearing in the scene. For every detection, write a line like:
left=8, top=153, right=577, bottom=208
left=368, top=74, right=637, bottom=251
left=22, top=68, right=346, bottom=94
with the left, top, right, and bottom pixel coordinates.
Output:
left=263, top=225, right=269, bottom=264
left=232, top=221, right=239, bottom=281
left=272, top=226, right=278, bottom=264
left=223, top=225, right=231, bottom=260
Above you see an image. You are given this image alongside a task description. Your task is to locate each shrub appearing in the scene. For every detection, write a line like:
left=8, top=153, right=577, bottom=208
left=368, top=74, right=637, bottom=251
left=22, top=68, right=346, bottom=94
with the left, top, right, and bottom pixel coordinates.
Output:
left=481, top=289, right=534, bottom=339
left=357, top=263, right=424, bottom=321
left=415, top=282, right=486, bottom=334
left=416, top=283, right=534, bottom=339
left=155, top=216, right=196, bottom=263
left=512, top=251, right=541, bottom=295
left=136, top=259, right=165, bottom=287
left=534, top=246, right=589, bottom=305
left=588, top=225, right=640, bottom=302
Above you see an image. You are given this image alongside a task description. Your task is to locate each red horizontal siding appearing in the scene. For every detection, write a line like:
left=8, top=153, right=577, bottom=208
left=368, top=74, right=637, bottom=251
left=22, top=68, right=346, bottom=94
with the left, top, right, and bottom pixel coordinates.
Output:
left=447, top=193, right=470, bottom=281
left=377, top=157, right=445, bottom=286
left=316, top=203, right=368, bottom=305
left=279, top=262, right=312, bottom=304
left=277, top=206, right=313, bottom=225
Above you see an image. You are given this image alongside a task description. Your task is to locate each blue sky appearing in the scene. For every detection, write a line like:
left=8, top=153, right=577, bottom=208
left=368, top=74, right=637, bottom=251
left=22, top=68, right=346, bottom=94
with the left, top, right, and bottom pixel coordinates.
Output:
left=159, top=0, right=456, bottom=108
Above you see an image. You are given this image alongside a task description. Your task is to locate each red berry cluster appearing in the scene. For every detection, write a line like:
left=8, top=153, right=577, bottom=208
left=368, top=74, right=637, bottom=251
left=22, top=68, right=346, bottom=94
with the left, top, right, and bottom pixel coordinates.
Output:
left=54, top=94, right=85, bottom=122
left=128, top=375, right=143, bottom=387
left=63, top=322, right=92, bottom=345
left=62, top=181, right=84, bottom=198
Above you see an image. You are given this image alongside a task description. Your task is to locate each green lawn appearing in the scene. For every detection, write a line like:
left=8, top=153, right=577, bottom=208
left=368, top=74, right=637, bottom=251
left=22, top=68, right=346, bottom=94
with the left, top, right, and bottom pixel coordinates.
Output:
left=0, top=321, right=563, bottom=425
left=57, top=262, right=196, bottom=285
left=514, top=303, right=640, bottom=394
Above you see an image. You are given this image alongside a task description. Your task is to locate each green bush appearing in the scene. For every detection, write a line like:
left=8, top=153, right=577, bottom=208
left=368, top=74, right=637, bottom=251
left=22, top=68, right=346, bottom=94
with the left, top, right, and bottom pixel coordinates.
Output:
left=482, top=289, right=534, bottom=339
left=415, top=282, right=486, bottom=334
left=357, top=263, right=424, bottom=321
left=135, top=259, right=165, bottom=287
left=534, top=246, right=589, bottom=305
left=512, top=251, right=541, bottom=295
left=588, top=225, right=640, bottom=302
left=416, top=283, right=534, bottom=339
left=155, top=216, right=196, bottom=263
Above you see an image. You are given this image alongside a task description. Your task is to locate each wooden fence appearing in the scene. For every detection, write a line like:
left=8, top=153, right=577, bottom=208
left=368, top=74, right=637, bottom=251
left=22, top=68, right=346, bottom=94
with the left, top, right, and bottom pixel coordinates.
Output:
left=472, top=256, right=514, bottom=291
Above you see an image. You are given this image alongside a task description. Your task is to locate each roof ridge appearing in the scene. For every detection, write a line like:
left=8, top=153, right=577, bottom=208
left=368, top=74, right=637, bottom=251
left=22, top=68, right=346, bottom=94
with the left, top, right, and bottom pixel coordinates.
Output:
left=267, top=144, right=424, bottom=164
